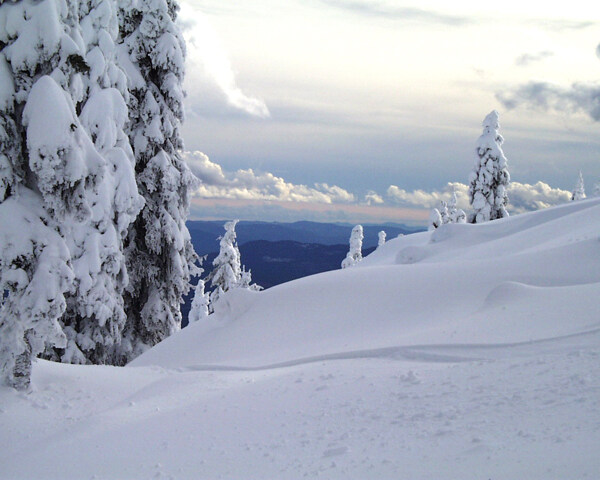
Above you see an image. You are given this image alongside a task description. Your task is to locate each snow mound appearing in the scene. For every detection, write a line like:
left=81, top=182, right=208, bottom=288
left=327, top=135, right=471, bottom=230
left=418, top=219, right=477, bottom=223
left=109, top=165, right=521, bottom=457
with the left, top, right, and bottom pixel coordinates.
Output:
left=132, top=197, right=600, bottom=369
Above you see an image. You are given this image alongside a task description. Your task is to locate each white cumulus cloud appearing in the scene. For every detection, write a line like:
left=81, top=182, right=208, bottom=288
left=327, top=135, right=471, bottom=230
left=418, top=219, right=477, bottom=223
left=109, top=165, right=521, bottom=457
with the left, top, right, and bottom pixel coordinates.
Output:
left=364, top=191, right=384, bottom=205
left=387, top=181, right=571, bottom=214
left=185, top=151, right=355, bottom=204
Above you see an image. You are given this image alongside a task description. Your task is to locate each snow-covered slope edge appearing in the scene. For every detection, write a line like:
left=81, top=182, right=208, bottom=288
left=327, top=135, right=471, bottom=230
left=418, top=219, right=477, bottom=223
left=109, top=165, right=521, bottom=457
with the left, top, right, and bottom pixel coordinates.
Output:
left=131, top=197, right=600, bottom=370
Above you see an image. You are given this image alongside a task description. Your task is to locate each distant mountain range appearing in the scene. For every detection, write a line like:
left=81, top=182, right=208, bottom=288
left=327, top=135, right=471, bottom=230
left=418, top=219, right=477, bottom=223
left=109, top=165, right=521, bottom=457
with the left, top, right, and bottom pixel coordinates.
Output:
left=182, top=220, right=425, bottom=326
left=187, top=220, right=422, bottom=255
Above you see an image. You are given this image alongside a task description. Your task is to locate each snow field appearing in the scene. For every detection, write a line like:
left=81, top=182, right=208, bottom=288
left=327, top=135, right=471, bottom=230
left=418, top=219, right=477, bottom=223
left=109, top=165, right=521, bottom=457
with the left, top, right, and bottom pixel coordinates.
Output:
left=1, top=197, right=599, bottom=479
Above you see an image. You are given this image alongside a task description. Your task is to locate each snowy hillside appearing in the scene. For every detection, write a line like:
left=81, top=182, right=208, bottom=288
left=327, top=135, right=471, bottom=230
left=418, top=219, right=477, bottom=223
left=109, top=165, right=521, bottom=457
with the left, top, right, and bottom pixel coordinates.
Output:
left=2, top=198, right=600, bottom=479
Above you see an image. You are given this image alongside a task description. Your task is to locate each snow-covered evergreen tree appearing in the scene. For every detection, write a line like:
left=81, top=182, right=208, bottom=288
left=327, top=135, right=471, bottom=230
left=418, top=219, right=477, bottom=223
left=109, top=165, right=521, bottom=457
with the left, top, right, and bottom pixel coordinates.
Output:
left=239, top=266, right=263, bottom=292
left=0, top=0, right=104, bottom=387
left=378, top=230, right=386, bottom=248
left=448, top=188, right=466, bottom=224
left=206, top=221, right=262, bottom=310
left=571, top=171, right=586, bottom=201
left=0, top=191, right=73, bottom=390
left=208, top=220, right=242, bottom=308
left=52, top=0, right=144, bottom=365
left=341, top=225, right=363, bottom=268
left=594, top=181, right=600, bottom=197
left=117, top=0, right=198, bottom=362
left=429, top=208, right=442, bottom=231
left=189, top=278, right=210, bottom=323
left=438, top=200, right=450, bottom=224
left=468, top=110, right=510, bottom=223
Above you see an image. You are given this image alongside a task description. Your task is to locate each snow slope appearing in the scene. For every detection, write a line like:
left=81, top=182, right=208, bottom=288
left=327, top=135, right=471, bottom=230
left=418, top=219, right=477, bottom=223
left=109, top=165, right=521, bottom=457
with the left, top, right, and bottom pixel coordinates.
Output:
left=134, top=197, right=600, bottom=369
left=1, top=198, right=600, bottom=479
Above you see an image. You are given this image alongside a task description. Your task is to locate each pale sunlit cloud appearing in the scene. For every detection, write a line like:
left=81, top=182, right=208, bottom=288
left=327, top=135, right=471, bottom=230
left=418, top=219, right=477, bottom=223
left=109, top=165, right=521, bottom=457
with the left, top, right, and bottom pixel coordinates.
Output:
left=514, top=50, right=554, bottom=67
left=178, top=3, right=270, bottom=118
left=386, top=182, right=572, bottom=214
left=189, top=197, right=428, bottom=225
left=185, top=151, right=355, bottom=204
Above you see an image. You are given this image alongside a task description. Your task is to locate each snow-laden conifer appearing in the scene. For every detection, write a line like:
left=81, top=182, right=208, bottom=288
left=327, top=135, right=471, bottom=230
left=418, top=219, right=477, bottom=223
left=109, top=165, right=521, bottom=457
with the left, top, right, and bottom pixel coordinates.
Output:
left=341, top=225, right=363, bottom=268
left=55, top=0, right=144, bottom=365
left=208, top=220, right=242, bottom=308
left=429, top=208, right=442, bottom=231
left=240, top=266, right=263, bottom=292
left=571, top=171, right=586, bottom=201
left=448, top=188, right=466, bottom=224
left=378, top=230, right=386, bottom=248
left=0, top=0, right=103, bottom=386
left=189, top=278, right=210, bottom=323
left=0, top=191, right=73, bottom=389
left=439, top=200, right=450, bottom=224
left=117, top=0, right=198, bottom=362
left=468, top=110, right=510, bottom=223
left=206, top=220, right=262, bottom=310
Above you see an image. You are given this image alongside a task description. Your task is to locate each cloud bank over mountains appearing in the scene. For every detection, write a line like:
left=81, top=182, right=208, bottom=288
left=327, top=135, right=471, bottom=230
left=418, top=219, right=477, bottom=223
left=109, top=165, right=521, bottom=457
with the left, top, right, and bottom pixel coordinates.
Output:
left=387, top=182, right=572, bottom=215
left=186, top=152, right=575, bottom=223
left=185, top=151, right=355, bottom=204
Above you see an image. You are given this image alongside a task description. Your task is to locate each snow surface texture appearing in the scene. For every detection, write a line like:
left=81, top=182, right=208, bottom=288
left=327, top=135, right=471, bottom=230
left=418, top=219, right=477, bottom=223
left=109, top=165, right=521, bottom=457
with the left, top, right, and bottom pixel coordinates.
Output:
left=2, top=198, right=600, bottom=479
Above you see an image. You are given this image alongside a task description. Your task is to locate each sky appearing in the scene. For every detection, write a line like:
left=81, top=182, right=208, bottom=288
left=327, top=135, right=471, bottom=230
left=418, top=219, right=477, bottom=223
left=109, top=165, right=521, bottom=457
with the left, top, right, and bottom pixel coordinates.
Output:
left=178, top=0, right=600, bottom=224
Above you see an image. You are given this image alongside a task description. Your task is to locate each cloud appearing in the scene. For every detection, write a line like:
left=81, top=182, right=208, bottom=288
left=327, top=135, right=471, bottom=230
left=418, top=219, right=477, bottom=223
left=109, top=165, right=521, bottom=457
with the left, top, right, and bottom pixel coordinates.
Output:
left=364, top=191, right=384, bottom=206
left=530, top=19, right=597, bottom=32
left=496, top=81, right=600, bottom=121
left=184, top=153, right=573, bottom=223
left=189, top=197, right=427, bottom=225
left=386, top=183, right=470, bottom=210
left=386, top=181, right=571, bottom=214
left=316, top=0, right=469, bottom=26
left=178, top=5, right=269, bottom=118
left=507, top=181, right=572, bottom=212
left=185, top=151, right=355, bottom=204
left=514, top=50, right=554, bottom=67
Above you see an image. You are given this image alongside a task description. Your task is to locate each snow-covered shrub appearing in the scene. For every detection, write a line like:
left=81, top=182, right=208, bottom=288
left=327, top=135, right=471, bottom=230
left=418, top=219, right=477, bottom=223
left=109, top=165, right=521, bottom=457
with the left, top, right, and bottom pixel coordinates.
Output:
left=571, top=171, right=586, bottom=201
left=341, top=225, right=363, bottom=268
left=448, top=189, right=466, bottom=224
left=429, top=209, right=442, bottom=231
left=189, top=279, right=210, bottom=323
left=439, top=200, right=450, bottom=224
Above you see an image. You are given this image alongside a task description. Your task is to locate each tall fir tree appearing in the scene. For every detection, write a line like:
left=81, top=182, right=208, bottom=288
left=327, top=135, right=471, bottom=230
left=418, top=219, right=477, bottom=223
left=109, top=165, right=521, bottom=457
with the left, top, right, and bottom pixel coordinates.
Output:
left=208, top=220, right=242, bottom=309
left=52, top=0, right=144, bottom=365
left=117, top=0, right=198, bottom=363
left=0, top=0, right=103, bottom=388
left=468, top=110, right=510, bottom=223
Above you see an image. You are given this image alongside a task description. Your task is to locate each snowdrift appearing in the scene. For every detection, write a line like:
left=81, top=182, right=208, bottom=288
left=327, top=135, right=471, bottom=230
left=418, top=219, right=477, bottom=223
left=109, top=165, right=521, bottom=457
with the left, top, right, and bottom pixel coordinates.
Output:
left=132, top=197, right=600, bottom=370
left=2, top=198, right=600, bottom=480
